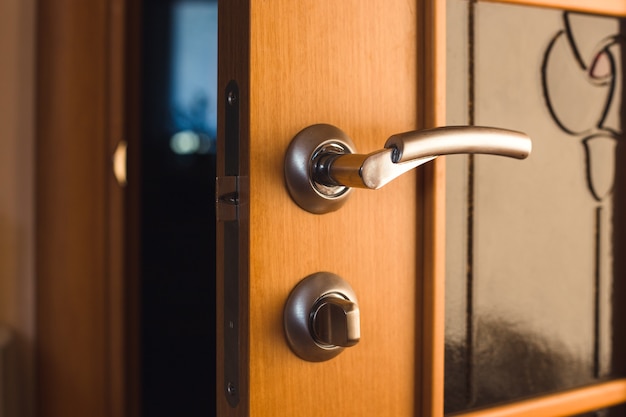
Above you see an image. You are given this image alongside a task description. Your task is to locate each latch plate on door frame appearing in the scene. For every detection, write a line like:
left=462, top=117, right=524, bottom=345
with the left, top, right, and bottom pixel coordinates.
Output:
left=217, top=79, right=249, bottom=410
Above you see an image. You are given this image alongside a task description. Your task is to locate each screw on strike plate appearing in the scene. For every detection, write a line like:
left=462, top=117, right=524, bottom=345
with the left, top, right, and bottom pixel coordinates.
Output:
left=227, top=382, right=237, bottom=396
left=227, top=90, right=238, bottom=106
left=220, top=192, right=239, bottom=206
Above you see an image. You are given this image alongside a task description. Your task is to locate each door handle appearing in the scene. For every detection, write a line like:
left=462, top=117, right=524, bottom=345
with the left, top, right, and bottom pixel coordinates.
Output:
left=284, top=124, right=532, bottom=214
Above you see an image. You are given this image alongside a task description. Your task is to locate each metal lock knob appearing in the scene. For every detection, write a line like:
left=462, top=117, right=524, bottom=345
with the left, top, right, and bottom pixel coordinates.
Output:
left=311, top=293, right=360, bottom=347
left=284, top=272, right=360, bottom=362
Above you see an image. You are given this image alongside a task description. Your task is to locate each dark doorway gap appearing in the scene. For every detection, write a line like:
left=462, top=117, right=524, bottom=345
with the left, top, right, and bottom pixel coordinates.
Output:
left=139, top=0, right=217, bottom=415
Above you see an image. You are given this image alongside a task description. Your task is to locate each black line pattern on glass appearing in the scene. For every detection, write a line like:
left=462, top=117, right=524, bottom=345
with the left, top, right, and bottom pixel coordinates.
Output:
left=542, top=14, right=621, bottom=141
left=542, top=11, right=624, bottom=380
left=466, top=0, right=477, bottom=409
left=594, top=206, right=602, bottom=379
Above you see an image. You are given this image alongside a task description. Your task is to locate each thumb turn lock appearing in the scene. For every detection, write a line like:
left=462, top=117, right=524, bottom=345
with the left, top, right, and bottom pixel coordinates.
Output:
left=284, top=272, right=360, bottom=362
left=284, top=123, right=532, bottom=214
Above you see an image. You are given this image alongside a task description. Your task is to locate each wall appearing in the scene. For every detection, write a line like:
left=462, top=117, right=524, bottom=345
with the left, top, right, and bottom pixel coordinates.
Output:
left=0, top=0, right=35, bottom=415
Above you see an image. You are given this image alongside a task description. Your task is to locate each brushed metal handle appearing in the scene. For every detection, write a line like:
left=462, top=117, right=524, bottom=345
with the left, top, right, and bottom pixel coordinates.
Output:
left=284, top=124, right=532, bottom=214
left=385, top=126, right=531, bottom=163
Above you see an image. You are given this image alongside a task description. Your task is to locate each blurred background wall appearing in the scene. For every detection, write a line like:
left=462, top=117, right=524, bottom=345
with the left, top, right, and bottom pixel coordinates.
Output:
left=0, top=0, right=36, bottom=415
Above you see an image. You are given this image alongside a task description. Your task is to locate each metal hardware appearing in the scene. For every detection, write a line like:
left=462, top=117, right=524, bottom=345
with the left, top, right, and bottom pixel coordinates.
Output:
left=220, top=80, right=245, bottom=408
left=227, top=90, right=238, bottom=107
left=216, top=171, right=249, bottom=403
left=284, top=272, right=360, bottom=362
left=285, top=124, right=532, bottom=214
left=216, top=176, right=248, bottom=222
left=311, top=294, right=360, bottom=347
left=284, top=124, right=356, bottom=214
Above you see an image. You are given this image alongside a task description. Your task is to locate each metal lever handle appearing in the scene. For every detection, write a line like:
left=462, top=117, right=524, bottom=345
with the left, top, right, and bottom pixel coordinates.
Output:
left=317, top=126, right=531, bottom=190
left=385, top=126, right=531, bottom=163
left=285, top=124, right=532, bottom=214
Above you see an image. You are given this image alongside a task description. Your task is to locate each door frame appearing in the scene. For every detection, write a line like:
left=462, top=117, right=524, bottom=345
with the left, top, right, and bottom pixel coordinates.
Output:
left=421, top=0, right=447, bottom=415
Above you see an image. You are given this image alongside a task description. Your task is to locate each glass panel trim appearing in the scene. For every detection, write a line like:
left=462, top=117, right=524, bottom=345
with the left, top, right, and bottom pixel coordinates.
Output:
left=449, top=379, right=626, bottom=417
left=485, top=0, right=626, bottom=17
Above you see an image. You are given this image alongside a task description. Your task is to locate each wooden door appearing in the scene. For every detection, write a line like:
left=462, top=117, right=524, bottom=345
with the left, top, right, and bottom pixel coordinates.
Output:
left=217, top=1, right=626, bottom=417
left=216, top=0, right=445, bottom=416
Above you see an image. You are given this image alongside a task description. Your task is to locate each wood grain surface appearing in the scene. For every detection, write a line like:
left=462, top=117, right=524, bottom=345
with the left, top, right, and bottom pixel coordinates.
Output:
left=246, top=1, right=422, bottom=416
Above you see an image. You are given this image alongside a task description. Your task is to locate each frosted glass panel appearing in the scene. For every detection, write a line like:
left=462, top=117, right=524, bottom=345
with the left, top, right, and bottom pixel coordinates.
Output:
left=445, top=1, right=626, bottom=413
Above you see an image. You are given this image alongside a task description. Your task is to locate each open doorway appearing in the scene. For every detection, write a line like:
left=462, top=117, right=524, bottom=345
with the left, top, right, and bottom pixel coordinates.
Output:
left=140, top=1, right=217, bottom=415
